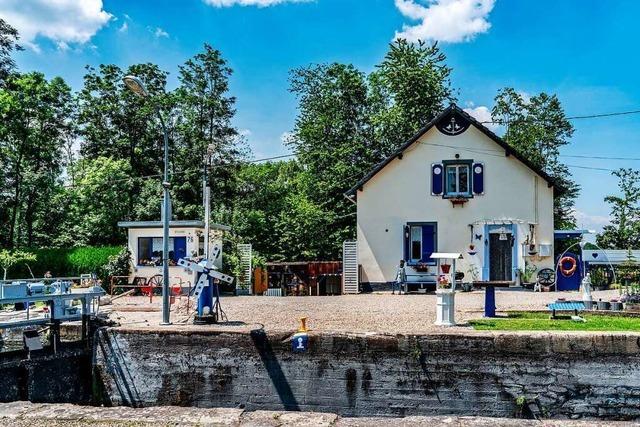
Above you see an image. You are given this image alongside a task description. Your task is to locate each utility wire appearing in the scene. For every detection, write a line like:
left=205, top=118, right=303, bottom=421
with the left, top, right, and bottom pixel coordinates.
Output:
left=479, top=108, right=640, bottom=125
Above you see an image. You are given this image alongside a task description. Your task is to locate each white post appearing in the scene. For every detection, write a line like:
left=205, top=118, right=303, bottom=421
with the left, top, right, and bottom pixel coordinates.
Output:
left=204, top=185, right=211, bottom=265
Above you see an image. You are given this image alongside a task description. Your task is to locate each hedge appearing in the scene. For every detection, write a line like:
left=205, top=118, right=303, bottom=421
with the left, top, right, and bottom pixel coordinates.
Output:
left=7, top=246, right=124, bottom=282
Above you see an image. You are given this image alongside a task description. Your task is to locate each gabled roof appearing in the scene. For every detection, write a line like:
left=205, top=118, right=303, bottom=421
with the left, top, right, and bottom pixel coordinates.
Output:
left=345, top=104, right=560, bottom=199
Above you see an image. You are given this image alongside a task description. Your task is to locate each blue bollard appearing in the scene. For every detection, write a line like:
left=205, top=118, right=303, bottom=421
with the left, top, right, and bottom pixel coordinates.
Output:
left=484, top=285, right=496, bottom=317
left=196, top=273, right=213, bottom=316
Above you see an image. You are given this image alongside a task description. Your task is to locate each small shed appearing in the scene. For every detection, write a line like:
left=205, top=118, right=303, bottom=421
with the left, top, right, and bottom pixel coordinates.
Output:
left=117, top=220, right=230, bottom=287
left=266, top=261, right=342, bottom=296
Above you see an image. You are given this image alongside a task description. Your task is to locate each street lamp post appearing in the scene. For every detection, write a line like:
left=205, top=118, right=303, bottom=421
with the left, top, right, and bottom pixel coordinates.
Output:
left=123, top=75, right=172, bottom=325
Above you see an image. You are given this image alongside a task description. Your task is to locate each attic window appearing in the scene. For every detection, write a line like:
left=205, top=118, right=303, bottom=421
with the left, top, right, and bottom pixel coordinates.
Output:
left=444, top=160, right=472, bottom=198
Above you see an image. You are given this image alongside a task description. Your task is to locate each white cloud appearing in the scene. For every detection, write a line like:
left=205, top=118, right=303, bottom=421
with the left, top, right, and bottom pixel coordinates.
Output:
left=153, top=27, right=169, bottom=38
left=204, top=0, right=310, bottom=7
left=239, top=129, right=252, bottom=137
left=0, top=0, right=112, bottom=51
left=463, top=105, right=500, bottom=132
left=572, top=209, right=611, bottom=233
left=394, top=0, right=495, bottom=43
left=118, top=22, right=128, bottom=33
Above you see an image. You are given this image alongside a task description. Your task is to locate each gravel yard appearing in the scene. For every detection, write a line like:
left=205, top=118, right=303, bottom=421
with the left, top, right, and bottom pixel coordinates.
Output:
left=104, top=288, right=621, bottom=334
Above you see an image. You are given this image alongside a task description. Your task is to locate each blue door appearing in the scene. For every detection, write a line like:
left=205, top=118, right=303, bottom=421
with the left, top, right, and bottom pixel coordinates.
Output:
left=404, top=223, right=437, bottom=264
left=421, top=224, right=436, bottom=264
left=173, top=237, right=187, bottom=262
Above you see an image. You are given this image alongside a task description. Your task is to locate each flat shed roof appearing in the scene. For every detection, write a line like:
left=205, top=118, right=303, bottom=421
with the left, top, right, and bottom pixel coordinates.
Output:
left=117, top=220, right=231, bottom=231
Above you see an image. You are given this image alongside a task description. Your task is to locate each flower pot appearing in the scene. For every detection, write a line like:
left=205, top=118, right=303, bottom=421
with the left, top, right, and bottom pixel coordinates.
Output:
left=441, top=264, right=451, bottom=274
left=596, top=301, right=610, bottom=311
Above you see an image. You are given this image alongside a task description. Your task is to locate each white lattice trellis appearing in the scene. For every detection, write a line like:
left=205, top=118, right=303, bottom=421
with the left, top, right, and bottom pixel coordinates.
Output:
left=238, top=243, right=253, bottom=294
left=342, top=240, right=359, bottom=294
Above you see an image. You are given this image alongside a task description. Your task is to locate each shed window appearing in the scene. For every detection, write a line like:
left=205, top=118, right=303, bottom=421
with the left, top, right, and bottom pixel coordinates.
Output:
left=445, top=163, right=471, bottom=197
left=137, top=236, right=187, bottom=266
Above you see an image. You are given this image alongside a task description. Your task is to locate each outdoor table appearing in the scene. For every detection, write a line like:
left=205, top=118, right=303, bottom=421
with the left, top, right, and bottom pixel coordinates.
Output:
left=472, top=281, right=512, bottom=317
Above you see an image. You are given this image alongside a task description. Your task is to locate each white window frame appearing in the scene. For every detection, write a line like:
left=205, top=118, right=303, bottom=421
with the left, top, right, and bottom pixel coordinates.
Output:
left=445, top=163, right=471, bottom=197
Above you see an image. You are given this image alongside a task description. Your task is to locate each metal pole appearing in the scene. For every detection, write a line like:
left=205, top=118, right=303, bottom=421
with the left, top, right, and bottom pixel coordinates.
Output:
left=158, top=111, right=171, bottom=326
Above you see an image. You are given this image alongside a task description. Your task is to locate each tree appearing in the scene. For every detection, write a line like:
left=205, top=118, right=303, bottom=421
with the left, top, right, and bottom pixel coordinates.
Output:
left=491, top=88, right=579, bottom=229
left=369, top=39, right=453, bottom=157
left=597, top=168, right=640, bottom=250
left=288, top=63, right=374, bottom=259
left=174, top=44, right=247, bottom=220
left=0, top=249, right=36, bottom=280
left=59, top=157, right=134, bottom=247
left=0, top=72, right=75, bottom=248
left=0, top=19, right=22, bottom=85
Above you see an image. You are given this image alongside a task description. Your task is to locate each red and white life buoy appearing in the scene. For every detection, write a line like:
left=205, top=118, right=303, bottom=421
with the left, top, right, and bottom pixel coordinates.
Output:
left=559, top=256, right=577, bottom=277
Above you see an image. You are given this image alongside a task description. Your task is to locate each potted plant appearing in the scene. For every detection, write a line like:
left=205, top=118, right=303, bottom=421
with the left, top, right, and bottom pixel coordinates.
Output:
left=610, top=298, right=623, bottom=311
left=518, top=262, right=537, bottom=289
left=441, top=263, right=451, bottom=274
left=438, top=274, right=451, bottom=289
left=596, top=299, right=610, bottom=311
left=414, top=262, right=430, bottom=272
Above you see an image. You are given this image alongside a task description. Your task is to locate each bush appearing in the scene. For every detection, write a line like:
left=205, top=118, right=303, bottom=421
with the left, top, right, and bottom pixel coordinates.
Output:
left=7, top=246, right=124, bottom=282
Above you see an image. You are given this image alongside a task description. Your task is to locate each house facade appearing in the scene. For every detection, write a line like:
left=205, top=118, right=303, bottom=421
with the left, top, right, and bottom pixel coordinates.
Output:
left=345, top=104, right=557, bottom=288
left=117, top=220, right=229, bottom=287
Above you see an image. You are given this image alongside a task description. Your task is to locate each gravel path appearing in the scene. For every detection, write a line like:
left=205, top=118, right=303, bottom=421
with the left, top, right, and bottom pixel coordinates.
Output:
left=105, top=289, right=621, bottom=334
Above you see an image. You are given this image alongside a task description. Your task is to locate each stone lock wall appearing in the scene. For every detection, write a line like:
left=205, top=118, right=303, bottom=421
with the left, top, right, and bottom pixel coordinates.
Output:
left=93, top=328, right=640, bottom=420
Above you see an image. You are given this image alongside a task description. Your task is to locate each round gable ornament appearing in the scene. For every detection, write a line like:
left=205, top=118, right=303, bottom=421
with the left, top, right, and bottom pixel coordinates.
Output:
left=436, top=111, right=471, bottom=136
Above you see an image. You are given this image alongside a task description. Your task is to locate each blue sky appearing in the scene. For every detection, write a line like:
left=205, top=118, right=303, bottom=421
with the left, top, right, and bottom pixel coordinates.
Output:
left=3, top=0, right=640, bottom=231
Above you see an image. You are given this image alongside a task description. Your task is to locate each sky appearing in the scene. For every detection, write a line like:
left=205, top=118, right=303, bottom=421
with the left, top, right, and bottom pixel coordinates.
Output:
left=2, top=0, right=640, bottom=233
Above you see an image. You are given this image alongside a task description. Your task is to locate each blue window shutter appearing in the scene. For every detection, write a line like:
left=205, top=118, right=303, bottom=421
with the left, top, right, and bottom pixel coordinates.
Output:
left=421, top=224, right=436, bottom=263
left=473, top=163, right=484, bottom=195
left=431, top=163, right=443, bottom=195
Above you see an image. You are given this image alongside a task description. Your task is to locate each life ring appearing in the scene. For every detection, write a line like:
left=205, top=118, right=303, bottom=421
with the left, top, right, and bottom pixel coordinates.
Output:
left=559, top=256, right=577, bottom=277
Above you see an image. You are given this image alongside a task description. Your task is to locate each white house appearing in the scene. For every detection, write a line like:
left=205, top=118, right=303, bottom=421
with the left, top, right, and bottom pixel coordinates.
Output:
left=345, top=104, right=557, bottom=289
left=117, top=220, right=230, bottom=287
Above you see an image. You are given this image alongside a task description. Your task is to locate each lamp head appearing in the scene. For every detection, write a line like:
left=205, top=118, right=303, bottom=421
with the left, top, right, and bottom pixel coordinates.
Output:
left=123, top=75, right=149, bottom=98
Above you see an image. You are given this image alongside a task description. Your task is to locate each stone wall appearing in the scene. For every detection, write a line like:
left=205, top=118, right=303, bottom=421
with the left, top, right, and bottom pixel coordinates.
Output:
left=0, top=344, right=92, bottom=404
left=93, top=327, right=640, bottom=420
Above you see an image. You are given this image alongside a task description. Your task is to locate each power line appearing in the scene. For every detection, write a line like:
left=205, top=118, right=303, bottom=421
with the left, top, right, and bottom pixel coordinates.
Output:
left=479, top=108, right=640, bottom=125
left=566, top=164, right=615, bottom=172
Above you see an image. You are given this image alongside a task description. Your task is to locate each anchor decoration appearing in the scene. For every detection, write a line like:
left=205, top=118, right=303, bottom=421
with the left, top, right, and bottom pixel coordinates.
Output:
left=436, top=111, right=471, bottom=136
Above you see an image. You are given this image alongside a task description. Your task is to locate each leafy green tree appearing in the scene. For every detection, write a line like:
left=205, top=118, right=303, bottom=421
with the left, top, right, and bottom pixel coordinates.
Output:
left=597, top=168, right=640, bottom=250
left=60, top=157, right=134, bottom=246
left=0, top=18, right=22, bottom=85
left=369, top=39, right=453, bottom=157
left=288, top=63, right=374, bottom=259
left=174, top=44, right=247, bottom=219
left=492, top=88, right=579, bottom=229
left=0, top=72, right=75, bottom=248
left=0, top=249, right=36, bottom=280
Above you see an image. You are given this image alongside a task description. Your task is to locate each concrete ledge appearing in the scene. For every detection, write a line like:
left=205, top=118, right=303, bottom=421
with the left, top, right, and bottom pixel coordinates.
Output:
left=110, top=326, right=640, bottom=356
left=0, top=402, right=637, bottom=426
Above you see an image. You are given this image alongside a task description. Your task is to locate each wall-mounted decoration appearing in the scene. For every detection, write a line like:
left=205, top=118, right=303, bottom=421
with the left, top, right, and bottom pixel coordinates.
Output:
left=436, top=111, right=471, bottom=136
